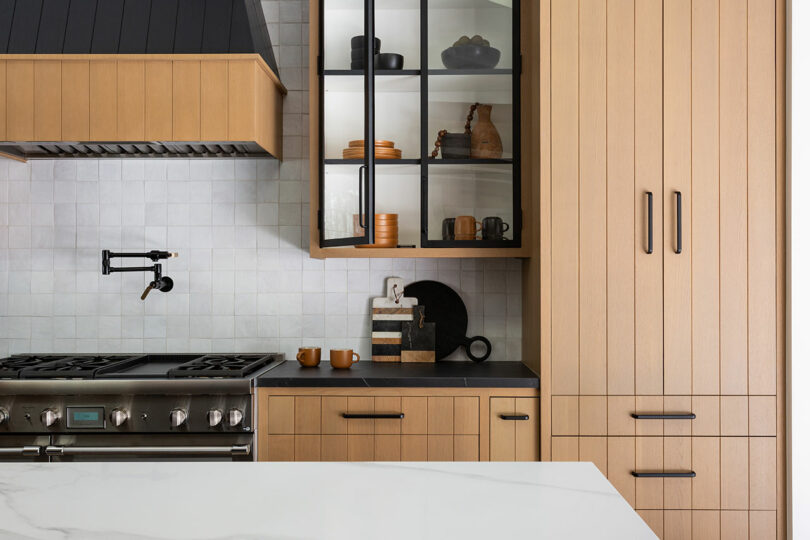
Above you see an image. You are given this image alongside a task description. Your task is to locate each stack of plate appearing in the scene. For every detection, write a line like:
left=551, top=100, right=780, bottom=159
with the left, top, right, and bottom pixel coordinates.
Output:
left=356, top=214, right=398, bottom=248
left=343, top=140, right=402, bottom=160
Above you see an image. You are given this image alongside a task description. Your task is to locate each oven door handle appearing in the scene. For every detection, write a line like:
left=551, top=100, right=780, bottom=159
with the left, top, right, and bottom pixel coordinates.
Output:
left=45, top=444, right=251, bottom=457
left=0, top=446, right=42, bottom=457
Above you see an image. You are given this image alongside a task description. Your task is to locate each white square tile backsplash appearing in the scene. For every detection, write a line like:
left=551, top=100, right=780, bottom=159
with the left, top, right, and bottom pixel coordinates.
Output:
left=0, top=0, right=522, bottom=362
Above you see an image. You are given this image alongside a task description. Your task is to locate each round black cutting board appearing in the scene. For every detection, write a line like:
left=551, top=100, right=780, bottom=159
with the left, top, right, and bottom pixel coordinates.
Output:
left=403, top=280, right=491, bottom=362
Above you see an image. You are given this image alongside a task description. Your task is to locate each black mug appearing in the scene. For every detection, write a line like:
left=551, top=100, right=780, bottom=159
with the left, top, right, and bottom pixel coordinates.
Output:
left=482, top=217, right=509, bottom=240
left=442, top=218, right=456, bottom=240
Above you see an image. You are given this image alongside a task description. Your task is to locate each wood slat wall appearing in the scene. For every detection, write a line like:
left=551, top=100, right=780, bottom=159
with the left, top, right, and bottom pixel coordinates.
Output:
left=0, top=54, right=284, bottom=158
left=536, top=0, right=785, bottom=537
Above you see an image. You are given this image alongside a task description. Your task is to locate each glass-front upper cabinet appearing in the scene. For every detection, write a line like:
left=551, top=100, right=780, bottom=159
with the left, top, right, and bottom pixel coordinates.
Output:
left=315, top=0, right=520, bottom=252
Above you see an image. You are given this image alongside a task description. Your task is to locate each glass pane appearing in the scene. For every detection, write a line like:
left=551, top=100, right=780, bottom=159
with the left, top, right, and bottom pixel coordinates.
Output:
left=426, top=163, right=514, bottom=242
left=374, top=165, right=422, bottom=246
left=427, top=75, right=513, bottom=160
left=322, top=164, right=365, bottom=241
left=323, top=0, right=420, bottom=71
left=427, top=0, right=513, bottom=71
left=324, top=75, right=420, bottom=160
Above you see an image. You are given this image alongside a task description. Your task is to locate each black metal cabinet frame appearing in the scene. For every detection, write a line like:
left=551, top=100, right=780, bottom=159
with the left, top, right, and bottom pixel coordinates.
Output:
left=317, top=0, right=522, bottom=249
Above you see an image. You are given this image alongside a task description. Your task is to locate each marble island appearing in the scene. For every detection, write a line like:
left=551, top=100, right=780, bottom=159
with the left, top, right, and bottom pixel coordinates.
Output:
left=0, top=462, right=654, bottom=539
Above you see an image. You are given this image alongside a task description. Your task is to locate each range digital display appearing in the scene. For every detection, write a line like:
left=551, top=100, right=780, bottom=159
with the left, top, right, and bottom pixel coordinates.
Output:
left=66, top=407, right=105, bottom=429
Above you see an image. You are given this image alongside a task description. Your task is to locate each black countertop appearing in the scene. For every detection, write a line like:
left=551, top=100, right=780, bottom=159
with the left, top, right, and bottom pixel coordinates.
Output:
left=255, top=361, right=539, bottom=388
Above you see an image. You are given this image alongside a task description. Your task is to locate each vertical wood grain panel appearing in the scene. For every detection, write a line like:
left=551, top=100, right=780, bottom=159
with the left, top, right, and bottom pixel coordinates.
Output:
left=117, top=60, right=145, bottom=140
left=267, top=396, right=294, bottom=434
left=693, top=437, right=720, bottom=509
left=228, top=59, right=255, bottom=141
left=453, top=435, right=479, bottom=461
left=579, top=395, right=606, bottom=436
left=692, top=511, right=720, bottom=540
left=89, top=60, right=117, bottom=141
left=749, top=437, right=777, bottom=510
left=374, top=434, right=401, bottom=461
left=719, top=0, right=749, bottom=396
left=490, top=397, right=515, bottom=460
left=578, top=0, right=607, bottom=395
left=637, top=511, right=664, bottom=539
left=294, top=396, right=321, bottom=434
left=749, top=395, right=777, bottom=436
left=635, top=436, right=664, bottom=509
left=321, top=435, right=347, bottom=461
left=453, top=397, right=479, bottom=435
left=347, top=397, right=374, bottom=434
left=375, top=397, right=402, bottom=435
left=664, top=436, right=691, bottom=509
left=62, top=60, right=90, bottom=141
left=427, top=396, right=453, bottom=434
left=172, top=60, right=200, bottom=141
left=347, top=434, right=374, bottom=460
left=0, top=61, right=5, bottom=140
left=401, top=435, right=428, bottom=461
left=578, top=436, right=607, bottom=476
left=720, top=437, right=748, bottom=509
left=550, top=437, right=578, bottom=461
left=401, top=396, right=427, bottom=434
left=144, top=60, right=172, bottom=140
left=691, top=0, right=721, bottom=396
left=720, top=511, right=748, bottom=539
left=6, top=60, right=34, bottom=140
left=201, top=59, right=228, bottom=140
left=720, top=395, right=748, bottom=436
left=34, top=60, right=61, bottom=141
left=747, top=0, right=777, bottom=396
left=608, top=437, right=636, bottom=507
left=265, top=435, right=294, bottom=461
left=514, top=397, right=540, bottom=460
left=606, top=0, right=636, bottom=396
left=749, top=511, right=776, bottom=540
left=663, top=0, right=693, bottom=395
left=550, top=0, right=580, bottom=395
left=551, top=395, right=578, bottom=435
left=321, top=396, right=348, bottom=434
left=664, top=510, right=691, bottom=540
left=427, top=435, right=454, bottom=461
left=634, top=0, right=664, bottom=395
left=294, top=435, right=321, bottom=461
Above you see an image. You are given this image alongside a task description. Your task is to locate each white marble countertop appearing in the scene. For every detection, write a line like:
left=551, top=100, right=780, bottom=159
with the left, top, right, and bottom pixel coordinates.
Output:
left=0, top=462, right=654, bottom=540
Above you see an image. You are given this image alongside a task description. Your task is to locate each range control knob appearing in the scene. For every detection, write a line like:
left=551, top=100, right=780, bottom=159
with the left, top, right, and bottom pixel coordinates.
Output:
left=110, top=408, right=129, bottom=427
left=40, top=409, right=59, bottom=427
left=0, top=408, right=8, bottom=425
left=169, top=408, right=187, bottom=428
left=207, top=409, right=223, bottom=427
left=227, top=408, right=244, bottom=427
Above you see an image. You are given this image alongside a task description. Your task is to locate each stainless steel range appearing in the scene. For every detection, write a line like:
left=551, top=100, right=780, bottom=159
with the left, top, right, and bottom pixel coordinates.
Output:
left=0, top=353, right=284, bottom=462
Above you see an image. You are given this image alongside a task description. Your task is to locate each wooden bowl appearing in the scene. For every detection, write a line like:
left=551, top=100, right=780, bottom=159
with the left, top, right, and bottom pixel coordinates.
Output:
left=374, top=213, right=398, bottom=220
left=348, top=139, right=395, bottom=148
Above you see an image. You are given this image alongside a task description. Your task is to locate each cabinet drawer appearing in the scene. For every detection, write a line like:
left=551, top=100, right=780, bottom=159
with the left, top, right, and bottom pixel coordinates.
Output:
left=490, top=397, right=539, bottom=461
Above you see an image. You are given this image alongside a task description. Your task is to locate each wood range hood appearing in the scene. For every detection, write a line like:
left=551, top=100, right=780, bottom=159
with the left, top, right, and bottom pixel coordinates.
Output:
left=0, top=0, right=287, bottom=161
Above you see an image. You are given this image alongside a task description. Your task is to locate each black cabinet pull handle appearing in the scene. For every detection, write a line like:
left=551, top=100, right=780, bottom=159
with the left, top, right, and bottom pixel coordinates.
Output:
left=358, top=165, right=367, bottom=230
left=675, top=191, right=682, bottom=254
left=341, top=413, right=404, bottom=419
left=500, top=414, right=530, bottom=421
left=631, top=413, right=696, bottom=420
left=631, top=471, right=696, bottom=478
left=645, top=191, right=653, bottom=254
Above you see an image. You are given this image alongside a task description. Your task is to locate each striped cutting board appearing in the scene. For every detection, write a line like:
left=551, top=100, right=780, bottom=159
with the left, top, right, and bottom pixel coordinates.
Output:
left=371, top=277, right=418, bottom=362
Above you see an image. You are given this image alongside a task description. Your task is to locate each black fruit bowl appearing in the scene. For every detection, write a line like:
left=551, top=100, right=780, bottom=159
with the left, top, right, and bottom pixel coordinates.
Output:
left=351, top=36, right=381, bottom=50
left=374, top=53, right=404, bottom=70
left=441, top=44, right=501, bottom=70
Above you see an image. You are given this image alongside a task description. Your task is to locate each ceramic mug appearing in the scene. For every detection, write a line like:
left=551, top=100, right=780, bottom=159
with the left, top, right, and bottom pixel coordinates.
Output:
left=330, top=349, right=360, bottom=369
left=442, top=218, right=456, bottom=240
left=481, top=216, right=510, bottom=240
left=296, top=346, right=321, bottom=367
left=454, top=215, right=481, bottom=240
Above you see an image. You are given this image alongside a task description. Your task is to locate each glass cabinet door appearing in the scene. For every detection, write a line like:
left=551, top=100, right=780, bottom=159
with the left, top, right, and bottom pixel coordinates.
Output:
left=422, top=0, right=520, bottom=247
left=319, top=0, right=422, bottom=248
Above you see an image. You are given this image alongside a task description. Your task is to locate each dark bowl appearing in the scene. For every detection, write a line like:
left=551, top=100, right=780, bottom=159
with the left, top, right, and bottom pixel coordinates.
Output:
left=351, top=49, right=378, bottom=61
left=374, top=53, right=404, bottom=70
left=351, top=36, right=381, bottom=50
left=440, top=44, right=501, bottom=70
left=440, top=132, right=471, bottom=159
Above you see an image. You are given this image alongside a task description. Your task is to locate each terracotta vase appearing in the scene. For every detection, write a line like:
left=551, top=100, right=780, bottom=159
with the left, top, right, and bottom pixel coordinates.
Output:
left=470, top=104, right=503, bottom=159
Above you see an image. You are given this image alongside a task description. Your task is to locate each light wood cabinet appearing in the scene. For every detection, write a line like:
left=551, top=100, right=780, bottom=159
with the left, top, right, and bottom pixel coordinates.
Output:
left=257, top=388, right=538, bottom=462
left=531, top=0, right=785, bottom=537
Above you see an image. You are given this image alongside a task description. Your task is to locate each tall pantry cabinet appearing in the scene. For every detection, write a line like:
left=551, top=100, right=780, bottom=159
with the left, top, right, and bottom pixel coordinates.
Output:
left=524, top=0, right=786, bottom=538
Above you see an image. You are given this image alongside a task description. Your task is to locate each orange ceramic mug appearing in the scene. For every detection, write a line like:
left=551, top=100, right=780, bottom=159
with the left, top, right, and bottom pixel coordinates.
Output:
left=454, top=215, right=482, bottom=240
left=297, top=346, right=321, bottom=367
left=330, top=349, right=360, bottom=369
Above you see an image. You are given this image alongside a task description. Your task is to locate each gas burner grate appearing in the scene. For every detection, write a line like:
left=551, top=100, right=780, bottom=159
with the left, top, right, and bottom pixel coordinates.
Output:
left=18, top=355, right=147, bottom=379
left=0, top=355, right=73, bottom=379
left=167, top=354, right=276, bottom=378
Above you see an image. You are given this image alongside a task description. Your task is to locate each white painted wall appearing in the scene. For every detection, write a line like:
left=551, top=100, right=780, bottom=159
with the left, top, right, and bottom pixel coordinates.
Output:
left=789, top=1, right=809, bottom=537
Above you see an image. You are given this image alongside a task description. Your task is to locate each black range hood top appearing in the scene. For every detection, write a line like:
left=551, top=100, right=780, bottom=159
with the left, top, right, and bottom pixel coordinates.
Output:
left=0, top=0, right=278, bottom=79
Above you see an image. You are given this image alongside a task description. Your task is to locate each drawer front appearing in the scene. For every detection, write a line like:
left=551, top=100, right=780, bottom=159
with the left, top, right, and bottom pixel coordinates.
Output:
left=550, top=435, right=776, bottom=513
left=490, top=397, right=539, bottom=461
